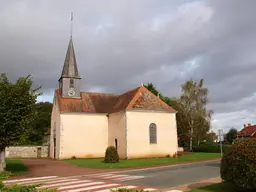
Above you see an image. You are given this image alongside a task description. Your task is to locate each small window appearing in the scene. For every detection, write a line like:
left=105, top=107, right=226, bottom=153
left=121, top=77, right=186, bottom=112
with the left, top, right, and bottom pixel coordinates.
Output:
left=149, top=123, right=157, bottom=144
left=69, top=79, right=74, bottom=88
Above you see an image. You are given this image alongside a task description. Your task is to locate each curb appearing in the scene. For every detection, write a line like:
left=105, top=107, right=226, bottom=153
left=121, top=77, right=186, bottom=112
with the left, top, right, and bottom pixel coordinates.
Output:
left=161, top=177, right=222, bottom=192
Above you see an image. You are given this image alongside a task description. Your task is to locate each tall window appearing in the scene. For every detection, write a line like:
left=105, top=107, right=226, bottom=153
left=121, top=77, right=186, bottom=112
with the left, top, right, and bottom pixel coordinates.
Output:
left=149, top=123, right=157, bottom=144
left=69, top=79, right=74, bottom=88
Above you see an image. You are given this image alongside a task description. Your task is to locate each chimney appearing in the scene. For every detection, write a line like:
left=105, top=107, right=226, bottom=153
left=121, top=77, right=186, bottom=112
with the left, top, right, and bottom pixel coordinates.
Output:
left=248, top=123, right=251, bottom=127
left=244, top=124, right=246, bottom=128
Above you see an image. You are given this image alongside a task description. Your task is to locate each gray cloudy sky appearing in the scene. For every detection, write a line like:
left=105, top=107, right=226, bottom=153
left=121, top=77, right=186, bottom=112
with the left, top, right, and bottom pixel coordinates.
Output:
left=0, top=0, right=255, bottom=133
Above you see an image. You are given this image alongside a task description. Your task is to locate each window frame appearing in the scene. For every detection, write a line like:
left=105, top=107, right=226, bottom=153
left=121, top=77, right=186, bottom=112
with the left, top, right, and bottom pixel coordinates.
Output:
left=149, top=123, right=157, bottom=144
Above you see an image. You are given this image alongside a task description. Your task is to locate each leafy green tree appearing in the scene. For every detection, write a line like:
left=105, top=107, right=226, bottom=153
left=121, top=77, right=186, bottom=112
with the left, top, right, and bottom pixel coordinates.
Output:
left=0, top=73, right=41, bottom=172
left=226, top=128, right=237, bottom=144
left=26, top=102, right=53, bottom=145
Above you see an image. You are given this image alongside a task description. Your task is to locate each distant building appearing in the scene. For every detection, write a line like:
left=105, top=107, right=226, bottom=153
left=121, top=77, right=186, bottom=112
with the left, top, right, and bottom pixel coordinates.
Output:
left=237, top=123, right=256, bottom=139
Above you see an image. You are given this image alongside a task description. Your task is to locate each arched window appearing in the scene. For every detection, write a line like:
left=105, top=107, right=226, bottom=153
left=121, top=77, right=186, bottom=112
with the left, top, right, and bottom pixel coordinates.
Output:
left=149, top=123, right=157, bottom=144
left=69, top=79, right=74, bottom=88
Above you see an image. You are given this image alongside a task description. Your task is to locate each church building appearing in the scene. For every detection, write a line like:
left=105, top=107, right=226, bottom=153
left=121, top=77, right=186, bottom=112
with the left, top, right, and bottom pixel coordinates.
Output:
left=50, top=37, right=178, bottom=160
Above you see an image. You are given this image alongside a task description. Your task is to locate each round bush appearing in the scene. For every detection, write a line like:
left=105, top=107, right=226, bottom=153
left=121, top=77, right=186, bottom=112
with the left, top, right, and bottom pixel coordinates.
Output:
left=104, top=146, right=119, bottom=163
left=220, top=138, right=256, bottom=190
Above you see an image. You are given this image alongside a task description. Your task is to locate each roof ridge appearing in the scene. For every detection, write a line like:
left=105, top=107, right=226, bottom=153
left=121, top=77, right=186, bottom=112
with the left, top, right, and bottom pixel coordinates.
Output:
left=84, top=91, right=120, bottom=96
left=120, top=86, right=141, bottom=95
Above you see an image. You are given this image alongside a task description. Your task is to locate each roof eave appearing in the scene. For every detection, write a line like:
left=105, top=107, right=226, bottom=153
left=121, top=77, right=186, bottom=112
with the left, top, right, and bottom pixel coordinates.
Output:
left=125, top=108, right=176, bottom=113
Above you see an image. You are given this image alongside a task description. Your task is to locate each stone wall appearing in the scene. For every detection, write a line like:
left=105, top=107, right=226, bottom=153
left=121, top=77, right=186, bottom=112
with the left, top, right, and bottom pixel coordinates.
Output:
left=5, top=146, right=49, bottom=158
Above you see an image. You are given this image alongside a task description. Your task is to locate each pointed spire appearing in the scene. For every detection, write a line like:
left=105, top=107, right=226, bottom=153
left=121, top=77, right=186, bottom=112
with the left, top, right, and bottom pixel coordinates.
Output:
left=60, top=38, right=80, bottom=78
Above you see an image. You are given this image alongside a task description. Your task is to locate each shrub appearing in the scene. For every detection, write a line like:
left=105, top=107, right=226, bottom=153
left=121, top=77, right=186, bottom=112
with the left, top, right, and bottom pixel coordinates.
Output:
left=193, top=142, right=230, bottom=153
left=104, top=146, right=119, bottom=163
left=220, top=138, right=256, bottom=190
left=71, top=155, right=77, bottom=159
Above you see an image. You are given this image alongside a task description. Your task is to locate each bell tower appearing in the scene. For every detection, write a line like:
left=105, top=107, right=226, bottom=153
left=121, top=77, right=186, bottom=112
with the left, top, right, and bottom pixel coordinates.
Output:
left=58, top=37, right=81, bottom=98
left=59, top=13, right=81, bottom=98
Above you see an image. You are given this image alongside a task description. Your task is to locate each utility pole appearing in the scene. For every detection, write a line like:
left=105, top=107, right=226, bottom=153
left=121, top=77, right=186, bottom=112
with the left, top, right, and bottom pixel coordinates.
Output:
left=218, top=129, right=223, bottom=156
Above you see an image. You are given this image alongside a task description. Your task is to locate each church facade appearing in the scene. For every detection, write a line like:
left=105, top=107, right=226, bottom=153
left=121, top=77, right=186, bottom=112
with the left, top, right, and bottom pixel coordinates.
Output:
left=50, top=37, right=178, bottom=160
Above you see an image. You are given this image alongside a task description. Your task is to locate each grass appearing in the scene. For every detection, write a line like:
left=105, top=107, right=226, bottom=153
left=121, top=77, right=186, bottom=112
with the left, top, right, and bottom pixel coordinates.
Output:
left=5, top=159, right=29, bottom=175
left=64, top=152, right=220, bottom=169
left=188, top=182, right=240, bottom=192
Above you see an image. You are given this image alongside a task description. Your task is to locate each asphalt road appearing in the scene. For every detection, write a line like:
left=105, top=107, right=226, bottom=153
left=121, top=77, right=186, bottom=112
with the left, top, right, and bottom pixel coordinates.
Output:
left=118, top=160, right=221, bottom=189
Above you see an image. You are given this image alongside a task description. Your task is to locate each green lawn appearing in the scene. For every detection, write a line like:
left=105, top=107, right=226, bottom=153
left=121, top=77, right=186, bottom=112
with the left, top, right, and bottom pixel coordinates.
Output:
left=5, top=159, right=29, bottom=175
left=188, top=182, right=239, bottom=192
left=64, top=152, right=220, bottom=169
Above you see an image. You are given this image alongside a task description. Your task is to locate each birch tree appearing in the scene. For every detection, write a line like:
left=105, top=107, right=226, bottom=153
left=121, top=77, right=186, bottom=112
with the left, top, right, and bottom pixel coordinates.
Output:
left=0, top=73, right=41, bottom=172
left=178, top=79, right=212, bottom=151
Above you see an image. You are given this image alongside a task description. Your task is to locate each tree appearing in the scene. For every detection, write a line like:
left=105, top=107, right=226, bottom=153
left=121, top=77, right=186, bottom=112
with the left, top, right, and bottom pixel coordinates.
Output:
left=0, top=73, right=41, bottom=172
left=226, top=128, right=237, bottom=144
left=26, top=102, right=53, bottom=145
left=205, top=131, right=218, bottom=142
left=178, top=79, right=213, bottom=150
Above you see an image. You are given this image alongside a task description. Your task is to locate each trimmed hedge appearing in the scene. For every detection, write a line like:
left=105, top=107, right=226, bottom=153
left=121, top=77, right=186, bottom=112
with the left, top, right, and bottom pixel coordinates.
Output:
left=220, top=138, right=256, bottom=190
left=193, top=142, right=230, bottom=153
left=104, top=146, right=119, bottom=163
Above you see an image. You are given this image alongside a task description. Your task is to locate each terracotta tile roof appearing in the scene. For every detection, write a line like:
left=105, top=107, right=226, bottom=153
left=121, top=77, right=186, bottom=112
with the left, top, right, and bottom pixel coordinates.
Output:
left=56, top=89, right=119, bottom=113
left=111, top=87, right=140, bottom=113
left=56, top=86, right=176, bottom=114
left=238, top=125, right=256, bottom=137
left=130, top=86, right=176, bottom=112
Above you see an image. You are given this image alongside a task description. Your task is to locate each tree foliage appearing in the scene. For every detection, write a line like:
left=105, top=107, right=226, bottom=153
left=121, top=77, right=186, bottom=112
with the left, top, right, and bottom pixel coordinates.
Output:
left=225, top=128, right=237, bottom=144
left=26, top=102, right=53, bottom=145
left=205, top=131, right=218, bottom=142
left=221, top=138, right=256, bottom=189
left=176, top=79, right=213, bottom=150
left=0, top=73, right=41, bottom=172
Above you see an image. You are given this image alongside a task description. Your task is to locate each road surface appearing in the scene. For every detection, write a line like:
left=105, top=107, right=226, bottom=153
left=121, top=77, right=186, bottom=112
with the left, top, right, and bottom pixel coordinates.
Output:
left=86, top=160, right=221, bottom=189
left=4, top=160, right=220, bottom=191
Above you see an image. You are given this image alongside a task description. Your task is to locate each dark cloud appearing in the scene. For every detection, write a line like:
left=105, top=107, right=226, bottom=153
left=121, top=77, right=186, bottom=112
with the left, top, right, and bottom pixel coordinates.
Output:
left=0, top=0, right=255, bottom=132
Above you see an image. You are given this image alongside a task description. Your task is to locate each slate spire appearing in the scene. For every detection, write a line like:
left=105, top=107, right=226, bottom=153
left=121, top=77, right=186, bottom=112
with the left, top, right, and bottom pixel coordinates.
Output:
left=60, top=37, right=80, bottom=78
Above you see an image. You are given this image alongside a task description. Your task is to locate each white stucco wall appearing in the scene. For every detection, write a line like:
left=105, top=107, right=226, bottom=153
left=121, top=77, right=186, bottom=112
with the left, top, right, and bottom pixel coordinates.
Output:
left=108, top=112, right=126, bottom=159
left=59, top=113, right=108, bottom=159
left=126, top=110, right=178, bottom=158
left=50, top=96, right=60, bottom=159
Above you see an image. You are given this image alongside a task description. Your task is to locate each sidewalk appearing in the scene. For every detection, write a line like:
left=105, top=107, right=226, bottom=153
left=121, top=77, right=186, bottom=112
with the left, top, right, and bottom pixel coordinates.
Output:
left=163, top=177, right=222, bottom=192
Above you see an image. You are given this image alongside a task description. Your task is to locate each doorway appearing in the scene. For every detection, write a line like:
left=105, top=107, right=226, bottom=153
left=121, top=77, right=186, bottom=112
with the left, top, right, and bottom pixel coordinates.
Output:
left=115, top=138, right=118, bottom=150
left=37, top=147, right=42, bottom=158
left=53, top=138, right=56, bottom=159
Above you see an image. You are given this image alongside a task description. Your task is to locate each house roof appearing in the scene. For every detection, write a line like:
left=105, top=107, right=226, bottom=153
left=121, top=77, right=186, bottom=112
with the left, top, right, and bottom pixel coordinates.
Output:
left=55, top=86, right=176, bottom=114
left=238, top=124, right=256, bottom=137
